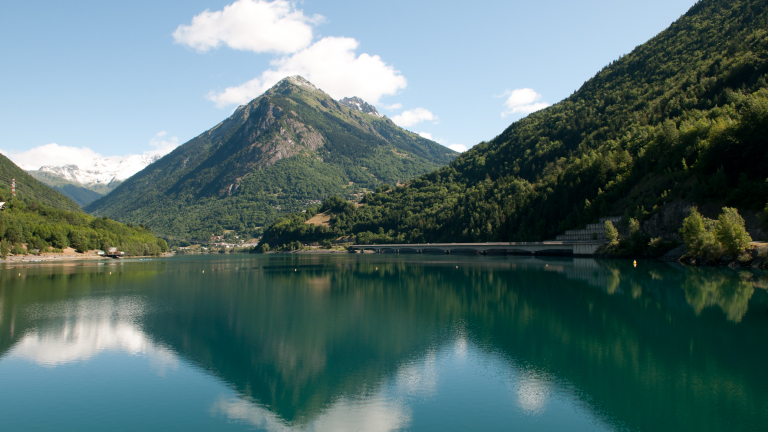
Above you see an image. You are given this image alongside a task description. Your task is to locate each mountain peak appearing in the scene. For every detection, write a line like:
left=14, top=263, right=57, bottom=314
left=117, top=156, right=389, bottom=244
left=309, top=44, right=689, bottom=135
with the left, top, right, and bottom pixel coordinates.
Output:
left=271, top=75, right=320, bottom=92
left=339, top=97, right=382, bottom=117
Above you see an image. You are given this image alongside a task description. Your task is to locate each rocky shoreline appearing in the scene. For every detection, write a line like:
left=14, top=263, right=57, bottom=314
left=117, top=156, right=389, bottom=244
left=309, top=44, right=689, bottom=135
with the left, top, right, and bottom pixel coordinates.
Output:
left=0, top=251, right=174, bottom=264
left=664, top=243, right=768, bottom=269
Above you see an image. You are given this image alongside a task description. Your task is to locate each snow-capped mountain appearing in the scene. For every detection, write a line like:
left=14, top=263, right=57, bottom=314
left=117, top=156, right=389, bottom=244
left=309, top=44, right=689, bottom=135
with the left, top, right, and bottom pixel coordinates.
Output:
left=38, top=154, right=161, bottom=187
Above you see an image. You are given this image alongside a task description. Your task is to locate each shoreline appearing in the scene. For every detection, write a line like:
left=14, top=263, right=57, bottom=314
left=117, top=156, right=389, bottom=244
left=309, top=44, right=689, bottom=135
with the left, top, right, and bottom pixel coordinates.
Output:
left=261, top=247, right=768, bottom=269
left=1, top=252, right=175, bottom=265
left=263, top=249, right=350, bottom=254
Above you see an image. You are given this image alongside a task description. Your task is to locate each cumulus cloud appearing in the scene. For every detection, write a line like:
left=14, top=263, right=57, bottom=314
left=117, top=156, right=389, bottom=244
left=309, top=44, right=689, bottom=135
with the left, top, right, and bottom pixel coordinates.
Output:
left=172, top=0, right=322, bottom=54
left=177, top=2, right=406, bottom=108
left=148, top=131, right=180, bottom=156
left=1, top=144, right=118, bottom=170
left=416, top=132, right=465, bottom=153
left=208, top=37, right=407, bottom=107
left=499, top=88, right=550, bottom=118
left=391, top=108, right=437, bottom=127
left=2, top=132, right=181, bottom=171
left=417, top=132, right=447, bottom=144
left=381, top=103, right=402, bottom=111
left=447, top=144, right=467, bottom=153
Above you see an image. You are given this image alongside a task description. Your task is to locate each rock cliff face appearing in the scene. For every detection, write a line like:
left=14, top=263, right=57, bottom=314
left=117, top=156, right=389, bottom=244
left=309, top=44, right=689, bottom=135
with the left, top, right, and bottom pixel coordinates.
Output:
left=641, top=200, right=767, bottom=241
left=640, top=201, right=695, bottom=240
left=339, top=97, right=382, bottom=117
left=85, top=76, right=457, bottom=240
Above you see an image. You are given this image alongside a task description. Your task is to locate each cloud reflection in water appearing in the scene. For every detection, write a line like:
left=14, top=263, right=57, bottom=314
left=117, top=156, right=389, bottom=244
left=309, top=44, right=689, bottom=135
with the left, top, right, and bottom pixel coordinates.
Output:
left=8, top=297, right=178, bottom=374
left=212, top=395, right=411, bottom=432
left=514, top=371, right=552, bottom=415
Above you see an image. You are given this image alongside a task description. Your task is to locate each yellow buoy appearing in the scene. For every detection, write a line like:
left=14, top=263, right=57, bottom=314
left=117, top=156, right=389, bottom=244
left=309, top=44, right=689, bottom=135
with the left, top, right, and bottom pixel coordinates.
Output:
left=202, top=270, right=204, bottom=273
left=633, top=260, right=637, bottom=268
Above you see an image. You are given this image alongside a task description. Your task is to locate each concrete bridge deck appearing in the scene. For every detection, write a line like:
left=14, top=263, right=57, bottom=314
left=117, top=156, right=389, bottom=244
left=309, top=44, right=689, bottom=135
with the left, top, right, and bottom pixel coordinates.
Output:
left=350, top=241, right=604, bottom=256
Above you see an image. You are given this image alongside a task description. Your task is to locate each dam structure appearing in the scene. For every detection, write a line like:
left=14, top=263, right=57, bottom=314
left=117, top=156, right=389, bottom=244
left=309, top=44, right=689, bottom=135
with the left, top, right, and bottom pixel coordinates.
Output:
left=350, top=216, right=622, bottom=256
left=349, top=241, right=604, bottom=256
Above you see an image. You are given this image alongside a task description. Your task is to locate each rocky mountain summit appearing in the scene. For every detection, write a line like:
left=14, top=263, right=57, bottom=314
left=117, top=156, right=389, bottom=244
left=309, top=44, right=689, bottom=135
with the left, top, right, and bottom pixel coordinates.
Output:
left=86, top=75, right=456, bottom=240
left=339, top=97, right=382, bottom=117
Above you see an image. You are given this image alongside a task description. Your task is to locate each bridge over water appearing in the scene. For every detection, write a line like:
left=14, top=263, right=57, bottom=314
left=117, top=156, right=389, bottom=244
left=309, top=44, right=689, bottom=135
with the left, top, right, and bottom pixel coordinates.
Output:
left=349, top=241, right=604, bottom=256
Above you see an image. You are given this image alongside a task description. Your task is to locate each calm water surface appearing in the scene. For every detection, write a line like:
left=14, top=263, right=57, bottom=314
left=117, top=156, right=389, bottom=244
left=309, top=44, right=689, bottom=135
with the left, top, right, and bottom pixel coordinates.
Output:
left=1, top=254, right=767, bottom=431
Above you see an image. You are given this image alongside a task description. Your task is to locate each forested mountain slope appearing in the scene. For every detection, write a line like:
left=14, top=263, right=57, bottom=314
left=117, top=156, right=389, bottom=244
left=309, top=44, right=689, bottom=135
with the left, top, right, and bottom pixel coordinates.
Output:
left=86, top=76, right=456, bottom=241
left=0, top=156, right=167, bottom=256
left=261, top=0, right=768, bottom=247
left=0, top=155, right=80, bottom=212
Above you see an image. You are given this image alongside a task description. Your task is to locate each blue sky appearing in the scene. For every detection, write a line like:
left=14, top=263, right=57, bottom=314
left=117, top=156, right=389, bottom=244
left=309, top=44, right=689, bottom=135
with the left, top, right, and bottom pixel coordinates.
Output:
left=1, top=0, right=697, bottom=169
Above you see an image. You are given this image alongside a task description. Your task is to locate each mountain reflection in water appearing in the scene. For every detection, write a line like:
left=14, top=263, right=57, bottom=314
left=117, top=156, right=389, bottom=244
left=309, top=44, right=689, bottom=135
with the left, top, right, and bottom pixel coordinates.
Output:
left=0, top=255, right=766, bottom=431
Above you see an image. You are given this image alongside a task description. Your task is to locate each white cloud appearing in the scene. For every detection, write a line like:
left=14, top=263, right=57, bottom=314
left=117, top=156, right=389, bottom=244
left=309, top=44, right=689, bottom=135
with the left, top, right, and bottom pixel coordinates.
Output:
left=416, top=132, right=464, bottom=152
left=381, top=103, right=402, bottom=110
left=208, top=37, right=407, bottom=107
left=391, top=108, right=437, bottom=127
left=148, top=131, right=180, bottom=156
left=3, top=132, right=180, bottom=172
left=499, top=88, right=550, bottom=118
left=172, top=0, right=322, bottom=54
left=447, top=144, right=467, bottom=153
left=2, top=144, right=119, bottom=171
left=177, top=2, right=406, bottom=108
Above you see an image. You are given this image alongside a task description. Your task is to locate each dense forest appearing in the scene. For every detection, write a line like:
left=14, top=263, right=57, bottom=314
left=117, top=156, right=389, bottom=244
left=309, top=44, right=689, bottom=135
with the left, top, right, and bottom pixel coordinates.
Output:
left=86, top=76, right=456, bottom=243
left=260, top=0, right=768, bottom=248
left=0, top=156, right=167, bottom=256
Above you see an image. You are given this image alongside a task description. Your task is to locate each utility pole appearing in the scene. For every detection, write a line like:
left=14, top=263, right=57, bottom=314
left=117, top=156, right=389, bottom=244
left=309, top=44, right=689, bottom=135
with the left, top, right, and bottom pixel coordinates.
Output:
left=11, top=178, right=15, bottom=197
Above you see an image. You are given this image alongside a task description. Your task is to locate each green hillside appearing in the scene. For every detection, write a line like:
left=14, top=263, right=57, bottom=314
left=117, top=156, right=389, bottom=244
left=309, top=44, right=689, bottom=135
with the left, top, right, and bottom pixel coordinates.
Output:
left=261, top=0, right=768, bottom=247
left=86, top=76, right=456, bottom=242
left=0, top=155, right=80, bottom=212
left=52, top=184, right=104, bottom=207
left=0, top=156, right=167, bottom=256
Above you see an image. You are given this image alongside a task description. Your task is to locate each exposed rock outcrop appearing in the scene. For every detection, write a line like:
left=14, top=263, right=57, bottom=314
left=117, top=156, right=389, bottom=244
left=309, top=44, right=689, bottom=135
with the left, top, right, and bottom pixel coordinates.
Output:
left=339, top=97, right=383, bottom=117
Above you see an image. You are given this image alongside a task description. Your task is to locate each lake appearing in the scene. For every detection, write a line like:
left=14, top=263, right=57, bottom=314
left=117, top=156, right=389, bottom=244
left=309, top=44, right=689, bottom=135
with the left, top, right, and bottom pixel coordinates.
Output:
left=1, top=254, right=767, bottom=431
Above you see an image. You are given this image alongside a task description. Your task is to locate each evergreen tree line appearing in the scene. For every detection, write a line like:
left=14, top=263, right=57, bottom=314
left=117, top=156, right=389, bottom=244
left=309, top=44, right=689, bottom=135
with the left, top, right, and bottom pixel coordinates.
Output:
left=0, top=185, right=168, bottom=257
left=260, top=0, right=768, bottom=248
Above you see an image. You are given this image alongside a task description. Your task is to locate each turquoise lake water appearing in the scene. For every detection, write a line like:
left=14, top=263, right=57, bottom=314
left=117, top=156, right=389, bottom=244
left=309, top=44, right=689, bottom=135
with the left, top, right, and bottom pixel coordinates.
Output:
left=0, top=254, right=766, bottom=431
